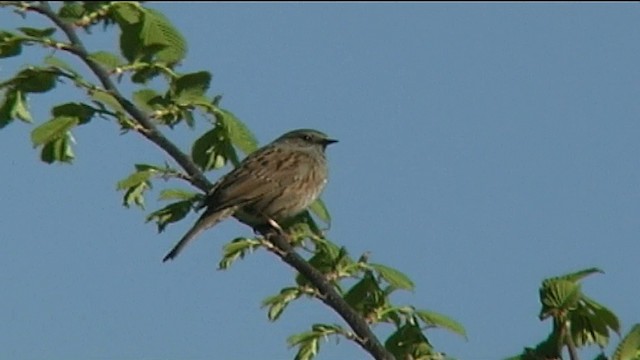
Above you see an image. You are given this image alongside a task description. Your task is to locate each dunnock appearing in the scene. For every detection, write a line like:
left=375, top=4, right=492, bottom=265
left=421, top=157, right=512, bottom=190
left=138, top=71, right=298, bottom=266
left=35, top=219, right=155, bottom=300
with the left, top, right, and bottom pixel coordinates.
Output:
left=162, top=129, right=337, bottom=262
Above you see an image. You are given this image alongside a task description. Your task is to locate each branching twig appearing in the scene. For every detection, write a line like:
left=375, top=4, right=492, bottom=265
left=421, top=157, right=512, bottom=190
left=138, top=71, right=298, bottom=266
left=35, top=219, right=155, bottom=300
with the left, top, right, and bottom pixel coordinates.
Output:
left=23, top=2, right=396, bottom=359
left=31, top=1, right=213, bottom=192
left=263, top=229, right=394, bottom=360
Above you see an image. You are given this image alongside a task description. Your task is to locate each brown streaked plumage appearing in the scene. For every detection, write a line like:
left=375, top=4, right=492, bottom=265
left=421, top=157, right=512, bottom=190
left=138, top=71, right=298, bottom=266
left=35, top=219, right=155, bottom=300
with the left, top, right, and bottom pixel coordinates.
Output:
left=162, top=129, right=337, bottom=262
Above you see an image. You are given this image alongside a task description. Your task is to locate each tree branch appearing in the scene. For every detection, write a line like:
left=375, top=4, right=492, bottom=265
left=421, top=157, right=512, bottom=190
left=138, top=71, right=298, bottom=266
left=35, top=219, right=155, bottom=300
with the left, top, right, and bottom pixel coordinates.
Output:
left=28, top=2, right=395, bottom=359
left=32, top=2, right=212, bottom=192
left=265, top=230, right=394, bottom=360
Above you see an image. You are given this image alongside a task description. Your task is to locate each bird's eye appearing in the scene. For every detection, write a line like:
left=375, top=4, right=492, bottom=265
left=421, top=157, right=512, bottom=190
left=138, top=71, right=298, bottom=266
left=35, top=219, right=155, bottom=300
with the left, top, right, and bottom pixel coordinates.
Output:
left=303, top=135, right=312, bottom=141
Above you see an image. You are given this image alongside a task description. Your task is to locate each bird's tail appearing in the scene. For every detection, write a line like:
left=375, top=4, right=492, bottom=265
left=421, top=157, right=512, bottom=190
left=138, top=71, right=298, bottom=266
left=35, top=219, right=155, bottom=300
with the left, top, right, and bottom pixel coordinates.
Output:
left=162, top=207, right=234, bottom=262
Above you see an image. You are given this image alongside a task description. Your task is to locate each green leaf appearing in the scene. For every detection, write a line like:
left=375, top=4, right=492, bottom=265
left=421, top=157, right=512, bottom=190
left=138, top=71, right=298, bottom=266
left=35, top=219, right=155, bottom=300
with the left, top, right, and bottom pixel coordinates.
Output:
left=218, top=237, right=262, bottom=270
left=217, top=108, right=259, bottom=155
left=295, top=240, right=347, bottom=286
left=134, top=163, right=164, bottom=172
left=158, top=189, right=199, bottom=202
left=122, top=181, right=149, bottom=209
left=583, top=295, right=621, bottom=335
left=415, top=309, right=467, bottom=340
left=0, top=31, right=23, bottom=58
left=52, top=103, right=96, bottom=125
left=0, top=90, right=31, bottom=128
left=553, top=267, right=604, bottom=284
left=31, top=117, right=78, bottom=147
left=88, top=51, right=124, bottom=72
left=133, top=88, right=165, bottom=112
left=261, top=287, right=301, bottom=321
left=57, top=2, right=86, bottom=22
left=116, top=169, right=154, bottom=191
left=117, top=165, right=159, bottom=209
left=110, top=2, right=143, bottom=25
left=370, top=263, right=415, bottom=291
left=342, top=272, right=387, bottom=316
left=118, top=21, right=144, bottom=63
left=613, top=324, right=640, bottom=360
left=40, top=133, right=75, bottom=164
left=90, top=89, right=126, bottom=113
left=385, top=323, right=435, bottom=360
left=13, top=68, right=57, bottom=93
left=539, top=279, right=581, bottom=319
left=570, top=306, right=612, bottom=348
left=12, top=90, right=31, bottom=123
left=191, top=127, right=228, bottom=171
left=146, top=200, right=193, bottom=232
left=139, top=8, right=187, bottom=64
left=17, top=27, right=56, bottom=38
left=288, top=327, right=338, bottom=360
left=44, top=56, right=78, bottom=75
left=294, top=338, right=319, bottom=360
left=308, top=198, right=331, bottom=225
left=172, top=71, right=211, bottom=103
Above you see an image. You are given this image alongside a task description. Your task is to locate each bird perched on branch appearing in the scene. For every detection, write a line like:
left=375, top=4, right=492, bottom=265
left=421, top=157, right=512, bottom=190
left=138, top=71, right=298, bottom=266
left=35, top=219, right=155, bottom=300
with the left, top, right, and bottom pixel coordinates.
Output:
left=162, top=128, right=338, bottom=262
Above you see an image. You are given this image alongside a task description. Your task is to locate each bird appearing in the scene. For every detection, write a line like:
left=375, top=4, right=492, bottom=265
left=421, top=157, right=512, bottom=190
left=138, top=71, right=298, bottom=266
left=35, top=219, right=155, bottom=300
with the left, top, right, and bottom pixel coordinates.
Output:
left=162, top=128, right=338, bottom=262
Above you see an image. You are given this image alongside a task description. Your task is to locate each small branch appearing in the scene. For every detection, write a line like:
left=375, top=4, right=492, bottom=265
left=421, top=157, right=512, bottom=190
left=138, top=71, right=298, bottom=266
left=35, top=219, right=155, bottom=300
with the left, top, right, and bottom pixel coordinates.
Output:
left=264, top=230, right=394, bottom=360
left=25, top=3, right=394, bottom=360
left=31, top=2, right=212, bottom=192
left=564, top=325, right=579, bottom=360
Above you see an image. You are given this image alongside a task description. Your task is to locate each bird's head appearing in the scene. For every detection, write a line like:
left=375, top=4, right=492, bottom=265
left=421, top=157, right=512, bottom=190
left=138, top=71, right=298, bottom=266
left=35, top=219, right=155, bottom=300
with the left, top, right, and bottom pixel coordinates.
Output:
left=276, top=129, right=338, bottom=151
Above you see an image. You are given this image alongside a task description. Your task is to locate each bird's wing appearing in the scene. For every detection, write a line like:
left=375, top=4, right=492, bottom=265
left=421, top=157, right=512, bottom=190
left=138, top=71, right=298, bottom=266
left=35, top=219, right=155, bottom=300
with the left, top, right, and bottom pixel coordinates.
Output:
left=205, top=146, right=314, bottom=211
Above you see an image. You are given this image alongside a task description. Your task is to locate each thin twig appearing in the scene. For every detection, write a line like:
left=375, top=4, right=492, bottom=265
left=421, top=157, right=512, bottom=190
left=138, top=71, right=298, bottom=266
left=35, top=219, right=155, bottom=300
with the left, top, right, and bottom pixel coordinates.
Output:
left=24, top=2, right=395, bottom=359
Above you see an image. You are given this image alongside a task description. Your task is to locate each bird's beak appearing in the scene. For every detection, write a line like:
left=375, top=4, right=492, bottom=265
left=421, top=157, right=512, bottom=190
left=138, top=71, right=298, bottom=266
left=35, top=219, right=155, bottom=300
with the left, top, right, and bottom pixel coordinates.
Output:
left=323, top=138, right=338, bottom=146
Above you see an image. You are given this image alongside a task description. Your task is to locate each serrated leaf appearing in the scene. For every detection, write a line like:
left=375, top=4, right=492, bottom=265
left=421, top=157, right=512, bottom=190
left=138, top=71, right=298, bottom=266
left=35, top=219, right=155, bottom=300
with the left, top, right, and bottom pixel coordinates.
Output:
left=218, top=237, right=262, bottom=270
left=52, top=102, right=95, bottom=125
left=40, top=133, right=75, bottom=164
left=58, top=2, right=86, bottom=22
left=288, top=331, right=320, bottom=360
left=583, top=295, right=621, bottom=335
left=342, top=272, right=386, bottom=316
left=14, top=68, right=57, bottom=93
left=0, top=31, right=23, bottom=58
left=118, top=21, right=143, bottom=63
left=415, top=309, right=467, bottom=340
left=111, top=2, right=143, bottom=25
left=1, top=90, right=30, bottom=128
left=613, top=324, right=640, bottom=360
left=123, top=181, right=149, bottom=209
left=31, top=117, right=78, bottom=147
left=553, top=267, right=604, bottom=284
left=539, top=279, right=581, bottom=318
left=385, top=322, right=435, bottom=360
left=191, top=127, right=228, bottom=171
left=308, top=198, right=331, bottom=225
left=217, top=108, right=258, bottom=155
left=570, top=307, right=611, bottom=348
left=140, top=8, right=187, bottom=64
left=173, top=71, right=211, bottom=103
left=146, top=200, right=192, bottom=232
left=88, top=51, right=123, bottom=72
left=17, top=27, right=56, bottom=38
left=134, top=163, right=164, bottom=172
left=116, top=169, right=154, bottom=191
left=158, top=189, right=199, bottom=202
left=370, top=263, right=415, bottom=291
left=90, top=89, right=126, bottom=113
left=261, top=287, right=301, bottom=321
left=182, top=108, right=195, bottom=128
left=133, top=88, right=165, bottom=112
left=44, top=56, right=78, bottom=75
left=12, top=90, right=31, bottom=123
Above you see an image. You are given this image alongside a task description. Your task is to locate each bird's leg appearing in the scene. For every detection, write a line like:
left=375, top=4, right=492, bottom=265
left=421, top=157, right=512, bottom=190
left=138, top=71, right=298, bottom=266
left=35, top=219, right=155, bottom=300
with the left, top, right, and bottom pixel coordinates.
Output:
left=266, top=217, right=284, bottom=234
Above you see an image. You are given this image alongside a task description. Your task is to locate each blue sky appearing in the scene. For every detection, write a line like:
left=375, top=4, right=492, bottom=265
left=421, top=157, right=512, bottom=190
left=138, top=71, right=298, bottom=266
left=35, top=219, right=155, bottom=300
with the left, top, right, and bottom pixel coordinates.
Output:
left=1, top=3, right=639, bottom=359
